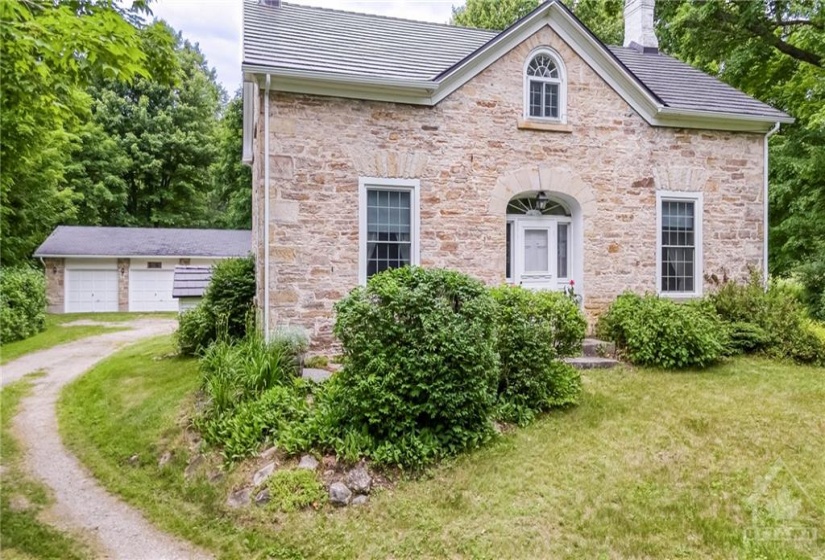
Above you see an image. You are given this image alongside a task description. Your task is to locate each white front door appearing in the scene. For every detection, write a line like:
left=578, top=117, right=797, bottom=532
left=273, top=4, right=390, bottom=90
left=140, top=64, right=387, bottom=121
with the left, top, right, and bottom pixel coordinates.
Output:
left=515, top=219, right=556, bottom=289
left=508, top=216, right=573, bottom=290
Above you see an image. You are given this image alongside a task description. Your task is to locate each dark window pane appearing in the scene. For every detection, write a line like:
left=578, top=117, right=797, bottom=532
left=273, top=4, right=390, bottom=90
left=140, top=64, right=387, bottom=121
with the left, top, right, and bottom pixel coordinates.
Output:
left=366, top=188, right=413, bottom=279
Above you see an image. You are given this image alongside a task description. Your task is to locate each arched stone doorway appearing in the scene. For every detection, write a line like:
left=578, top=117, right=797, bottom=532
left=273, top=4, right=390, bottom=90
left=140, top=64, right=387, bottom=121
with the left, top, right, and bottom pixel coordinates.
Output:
left=506, top=191, right=577, bottom=291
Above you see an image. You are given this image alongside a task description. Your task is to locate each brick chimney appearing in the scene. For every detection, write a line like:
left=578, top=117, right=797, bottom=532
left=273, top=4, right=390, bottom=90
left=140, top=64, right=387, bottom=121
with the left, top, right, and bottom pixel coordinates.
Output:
left=623, top=0, right=658, bottom=53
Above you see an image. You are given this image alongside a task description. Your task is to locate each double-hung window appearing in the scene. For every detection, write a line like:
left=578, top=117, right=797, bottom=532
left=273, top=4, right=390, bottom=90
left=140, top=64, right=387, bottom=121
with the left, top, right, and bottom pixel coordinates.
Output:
left=359, top=178, right=420, bottom=284
left=657, top=191, right=703, bottom=297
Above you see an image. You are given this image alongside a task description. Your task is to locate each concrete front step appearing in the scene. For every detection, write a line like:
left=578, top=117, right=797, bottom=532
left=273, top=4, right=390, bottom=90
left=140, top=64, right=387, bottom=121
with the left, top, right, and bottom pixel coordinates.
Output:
left=582, top=338, right=617, bottom=358
left=564, top=356, right=621, bottom=370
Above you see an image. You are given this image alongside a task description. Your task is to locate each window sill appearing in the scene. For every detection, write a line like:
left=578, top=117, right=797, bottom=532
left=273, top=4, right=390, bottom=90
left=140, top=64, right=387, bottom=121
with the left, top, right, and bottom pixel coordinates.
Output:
left=658, top=291, right=703, bottom=300
left=517, top=118, right=573, bottom=133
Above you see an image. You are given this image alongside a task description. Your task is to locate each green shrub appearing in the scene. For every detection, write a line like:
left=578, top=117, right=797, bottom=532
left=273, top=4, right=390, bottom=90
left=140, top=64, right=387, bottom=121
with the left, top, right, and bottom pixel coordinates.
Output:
left=176, top=256, right=255, bottom=355
left=0, top=266, right=46, bottom=343
left=490, top=286, right=584, bottom=423
left=330, top=267, right=499, bottom=469
left=795, top=254, right=825, bottom=321
left=705, top=272, right=825, bottom=365
left=265, top=470, right=325, bottom=512
left=175, top=305, right=216, bottom=356
left=596, top=293, right=727, bottom=369
left=200, top=384, right=311, bottom=462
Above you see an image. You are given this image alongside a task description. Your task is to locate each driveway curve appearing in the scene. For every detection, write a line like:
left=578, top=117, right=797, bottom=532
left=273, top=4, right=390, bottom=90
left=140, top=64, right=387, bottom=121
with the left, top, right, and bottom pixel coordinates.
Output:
left=3, top=318, right=212, bottom=560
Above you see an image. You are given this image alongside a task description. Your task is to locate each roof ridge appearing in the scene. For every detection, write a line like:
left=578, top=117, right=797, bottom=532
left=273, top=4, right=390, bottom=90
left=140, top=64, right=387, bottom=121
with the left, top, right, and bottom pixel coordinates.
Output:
left=269, top=1, right=497, bottom=35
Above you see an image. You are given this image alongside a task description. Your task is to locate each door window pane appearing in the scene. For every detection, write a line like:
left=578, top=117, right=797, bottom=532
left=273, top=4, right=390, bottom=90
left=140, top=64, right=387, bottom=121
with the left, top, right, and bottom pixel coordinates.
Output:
left=557, top=223, right=568, bottom=278
left=367, top=189, right=412, bottom=278
left=524, top=229, right=549, bottom=273
left=661, top=200, right=695, bottom=292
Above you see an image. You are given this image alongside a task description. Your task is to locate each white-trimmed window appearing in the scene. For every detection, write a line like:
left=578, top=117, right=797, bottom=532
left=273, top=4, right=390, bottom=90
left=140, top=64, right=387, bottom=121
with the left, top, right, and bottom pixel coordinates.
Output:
left=524, top=48, right=566, bottom=122
left=656, top=191, right=703, bottom=297
left=358, top=178, right=420, bottom=284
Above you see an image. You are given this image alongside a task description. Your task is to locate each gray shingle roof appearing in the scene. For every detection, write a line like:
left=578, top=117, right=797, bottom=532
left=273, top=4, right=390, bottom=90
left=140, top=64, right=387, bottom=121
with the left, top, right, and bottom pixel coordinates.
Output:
left=243, top=0, right=789, bottom=121
left=34, top=226, right=251, bottom=258
left=173, top=266, right=213, bottom=298
left=608, top=46, right=789, bottom=120
left=243, top=0, right=496, bottom=80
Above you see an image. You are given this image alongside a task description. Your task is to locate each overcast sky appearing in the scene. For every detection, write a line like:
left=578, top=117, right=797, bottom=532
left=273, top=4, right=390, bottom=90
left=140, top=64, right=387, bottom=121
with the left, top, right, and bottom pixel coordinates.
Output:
left=151, top=1, right=461, bottom=94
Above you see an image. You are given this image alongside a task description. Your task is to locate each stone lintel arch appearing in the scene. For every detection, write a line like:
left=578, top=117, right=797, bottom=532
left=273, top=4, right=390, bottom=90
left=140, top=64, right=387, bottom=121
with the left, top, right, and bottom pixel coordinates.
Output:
left=488, top=165, right=596, bottom=218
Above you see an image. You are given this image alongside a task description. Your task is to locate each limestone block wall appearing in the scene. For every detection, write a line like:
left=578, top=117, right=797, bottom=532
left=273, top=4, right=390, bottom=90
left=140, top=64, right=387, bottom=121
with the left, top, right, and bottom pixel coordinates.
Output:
left=117, top=258, right=130, bottom=312
left=43, top=258, right=65, bottom=313
left=253, top=25, right=766, bottom=350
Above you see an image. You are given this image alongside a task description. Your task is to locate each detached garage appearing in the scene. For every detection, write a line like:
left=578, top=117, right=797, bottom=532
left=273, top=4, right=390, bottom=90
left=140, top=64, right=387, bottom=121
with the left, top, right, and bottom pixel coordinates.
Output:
left=34, top=226, right=251, bottom=313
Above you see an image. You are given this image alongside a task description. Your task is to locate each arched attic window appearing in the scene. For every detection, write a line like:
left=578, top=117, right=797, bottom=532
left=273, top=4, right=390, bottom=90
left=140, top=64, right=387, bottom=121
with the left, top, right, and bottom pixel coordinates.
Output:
left=524, top=49, right=566, bottom=122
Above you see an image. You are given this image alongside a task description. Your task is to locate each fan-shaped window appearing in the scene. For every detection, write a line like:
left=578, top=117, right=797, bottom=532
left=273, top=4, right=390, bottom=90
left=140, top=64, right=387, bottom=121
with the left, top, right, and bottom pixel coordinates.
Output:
left=506, top=195, right=570, bottom=216
left=524, top=49, right=565, bottom=122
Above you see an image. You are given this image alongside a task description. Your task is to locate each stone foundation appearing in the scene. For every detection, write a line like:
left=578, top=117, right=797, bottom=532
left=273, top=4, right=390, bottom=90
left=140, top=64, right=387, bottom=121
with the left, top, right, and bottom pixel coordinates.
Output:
left=43, top=258, right=65, bottom=313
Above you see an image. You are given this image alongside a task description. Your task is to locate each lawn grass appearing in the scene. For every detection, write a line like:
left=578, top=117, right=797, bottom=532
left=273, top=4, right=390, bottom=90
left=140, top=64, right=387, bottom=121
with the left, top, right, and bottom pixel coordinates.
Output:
left=0, top=312, right=175, bottom=364
left=59, top=337, right=825, bottom=559
left=0, top=376, right=92, bottom=559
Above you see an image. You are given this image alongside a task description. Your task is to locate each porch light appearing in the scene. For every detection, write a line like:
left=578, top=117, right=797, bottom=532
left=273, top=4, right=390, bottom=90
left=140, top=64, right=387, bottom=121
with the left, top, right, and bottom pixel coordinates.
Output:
left=535, top=191, right=549, bottom=211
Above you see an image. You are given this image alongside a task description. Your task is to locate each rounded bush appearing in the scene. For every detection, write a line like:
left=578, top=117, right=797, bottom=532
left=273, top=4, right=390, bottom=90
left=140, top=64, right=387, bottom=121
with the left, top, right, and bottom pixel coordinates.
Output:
left=0, top=266, right=47, bottom=343
left=176, top=255, right=255, bottom=355
left=490, top=286, right=584, bottom=422
left=597, top=293, right=726, bottom=369
left=331, top=267, right=499, bottom=468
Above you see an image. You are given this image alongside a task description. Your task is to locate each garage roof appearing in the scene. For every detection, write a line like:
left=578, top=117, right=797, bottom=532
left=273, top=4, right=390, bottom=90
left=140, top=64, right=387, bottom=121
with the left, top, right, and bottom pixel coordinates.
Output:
left=172, top=266, right=213, bottom=298
left=34, top=226, right=251, bottom=258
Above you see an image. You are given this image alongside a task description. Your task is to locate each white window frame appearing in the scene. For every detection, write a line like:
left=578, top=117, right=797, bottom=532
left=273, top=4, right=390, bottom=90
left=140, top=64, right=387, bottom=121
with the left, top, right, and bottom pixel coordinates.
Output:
left=523, top=47, right=567, bottom=124
left=358, top=177, right=421, bottom=285
left=656, top=190, right=704, bottom=298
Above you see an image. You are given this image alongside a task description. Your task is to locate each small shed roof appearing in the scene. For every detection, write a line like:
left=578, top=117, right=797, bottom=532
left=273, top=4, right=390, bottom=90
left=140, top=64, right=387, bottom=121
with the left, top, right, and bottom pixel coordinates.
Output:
left=34, top=226, right=251, bottom=258
left=172, top=265, right=213, bottom=298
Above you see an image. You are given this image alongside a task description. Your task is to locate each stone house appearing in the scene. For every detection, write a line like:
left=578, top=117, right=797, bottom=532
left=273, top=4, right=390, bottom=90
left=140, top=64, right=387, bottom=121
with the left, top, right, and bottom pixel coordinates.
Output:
left=241, top=0, right=791, bottom=349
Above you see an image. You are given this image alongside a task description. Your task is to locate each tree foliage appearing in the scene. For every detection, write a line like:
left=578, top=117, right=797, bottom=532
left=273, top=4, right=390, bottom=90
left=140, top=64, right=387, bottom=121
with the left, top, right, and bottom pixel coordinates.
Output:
left=209, top=91, right=253, bottom=230
left=0, top=0, right=150, bottom=265
left=67, top=22, right=223, bottom=228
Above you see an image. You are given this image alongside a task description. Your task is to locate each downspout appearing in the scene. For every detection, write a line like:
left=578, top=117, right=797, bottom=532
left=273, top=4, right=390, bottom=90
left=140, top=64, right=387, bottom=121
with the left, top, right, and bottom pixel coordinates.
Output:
left=763, top=122, right=781, bottom=285
left=264, top=74, right=271, bottom=341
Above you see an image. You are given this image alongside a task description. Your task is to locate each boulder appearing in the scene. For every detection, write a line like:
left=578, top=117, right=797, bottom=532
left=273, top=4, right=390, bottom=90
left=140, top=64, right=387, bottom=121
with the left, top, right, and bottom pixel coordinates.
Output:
left=351, top=494, right=369, bottom=506
left=328, top=482, right=352, bottom=507
left=298, top=455, right=319, bottom=471
left=252, top=461, right=276, bottom=487
left=226, top=488, right=251, bottom=509
left=346, top=465, right=372, bottom=494
left=260, top=446, right=278, bottom=461
left=254, top=489, right=270, bottom=507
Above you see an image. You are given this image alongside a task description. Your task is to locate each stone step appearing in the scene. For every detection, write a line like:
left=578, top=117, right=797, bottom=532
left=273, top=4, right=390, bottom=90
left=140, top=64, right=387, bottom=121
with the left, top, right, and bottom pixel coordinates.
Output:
left=582, top=338, right=617, bottom=358
left=564, top=356, right=621, bottom=370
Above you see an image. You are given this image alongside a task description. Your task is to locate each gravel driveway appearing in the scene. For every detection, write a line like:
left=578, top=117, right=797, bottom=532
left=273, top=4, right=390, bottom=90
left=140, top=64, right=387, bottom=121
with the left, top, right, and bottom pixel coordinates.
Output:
left=3, top=318, right=213, bottom=560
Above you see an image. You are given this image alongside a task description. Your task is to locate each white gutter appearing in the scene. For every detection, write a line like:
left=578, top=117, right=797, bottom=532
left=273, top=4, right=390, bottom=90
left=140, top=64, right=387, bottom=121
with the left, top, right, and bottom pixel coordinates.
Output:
left=763, top=121, right=781, bottom=285
left=264, top=74, right=271, bottom=342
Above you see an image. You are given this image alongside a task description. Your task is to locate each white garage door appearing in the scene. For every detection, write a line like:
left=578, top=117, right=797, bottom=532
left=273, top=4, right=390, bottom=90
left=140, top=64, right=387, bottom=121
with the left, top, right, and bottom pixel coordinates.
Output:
left=65, top=270, right=119, bottom=313
left=129, top=269, right=177, bottom=312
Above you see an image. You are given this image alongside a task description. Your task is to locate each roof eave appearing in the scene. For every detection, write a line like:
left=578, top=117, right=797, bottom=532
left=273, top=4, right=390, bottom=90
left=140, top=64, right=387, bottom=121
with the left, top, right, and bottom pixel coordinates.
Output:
left=654, top=107, right=794, bottom=132
left=243, top=64, right=437, bottom=105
